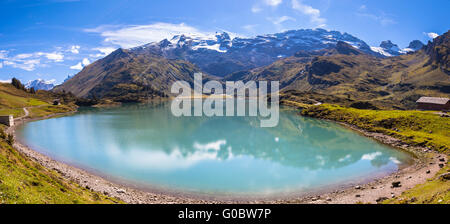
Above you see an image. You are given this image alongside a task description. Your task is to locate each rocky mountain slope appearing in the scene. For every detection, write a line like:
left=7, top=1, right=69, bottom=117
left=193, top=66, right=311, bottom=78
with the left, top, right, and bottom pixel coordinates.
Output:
left=54, top=29, right=447, bottom=107
left=230, top=32, right=449, bottom=109
left=53, top=48, right=209, bottom=102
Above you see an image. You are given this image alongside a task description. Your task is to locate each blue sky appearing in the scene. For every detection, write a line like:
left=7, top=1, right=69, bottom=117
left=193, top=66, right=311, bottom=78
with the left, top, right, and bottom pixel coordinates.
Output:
left=0, top=0, right=449, bottom=84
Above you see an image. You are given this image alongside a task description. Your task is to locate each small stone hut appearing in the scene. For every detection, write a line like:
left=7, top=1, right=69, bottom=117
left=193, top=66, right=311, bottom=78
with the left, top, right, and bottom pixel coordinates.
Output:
left=0, top=115, right=14, bottom=127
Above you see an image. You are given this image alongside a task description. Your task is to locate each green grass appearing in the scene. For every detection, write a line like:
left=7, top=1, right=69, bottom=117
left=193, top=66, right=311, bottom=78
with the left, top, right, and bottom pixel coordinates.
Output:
left=0, top=84, right=50, bottom=117
left=26, top=98, right=47, bottom=106
left=0, top=139, right=121, bottom=204
left=280, top=100, right=312, bottom=109
left=28, top=105, right=74, bottom=118
left=0, top=83, right=121, bottom=204
left=0, top=108, right=24, bottom=117
left=301, top=104, right=450, bottom=153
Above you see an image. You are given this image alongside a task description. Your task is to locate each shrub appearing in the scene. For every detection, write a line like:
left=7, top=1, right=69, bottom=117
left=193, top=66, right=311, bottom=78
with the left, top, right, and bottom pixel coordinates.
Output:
left=6, top=134, right=14, bottom=145
left=0, top=128, right=6, bottom=139
left=11, top=77, right=26, bottom=91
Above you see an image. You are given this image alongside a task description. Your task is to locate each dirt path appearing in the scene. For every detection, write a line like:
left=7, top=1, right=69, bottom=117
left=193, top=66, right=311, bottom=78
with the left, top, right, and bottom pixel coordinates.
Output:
left=15, top=105, right=47, bottom=121
left=15, top=107, right=29, bottom=120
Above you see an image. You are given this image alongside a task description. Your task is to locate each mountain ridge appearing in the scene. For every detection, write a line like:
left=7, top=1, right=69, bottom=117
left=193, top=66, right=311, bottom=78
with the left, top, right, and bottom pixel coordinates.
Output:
left=229, top=32, right=449, bottom=109
left=25, top=79, right=56, bottom=91
left=136, top=28, right=379, bottom=77
left=53, top=48, right=209, bottom=102
left=53, top=29, right=448, bottom=108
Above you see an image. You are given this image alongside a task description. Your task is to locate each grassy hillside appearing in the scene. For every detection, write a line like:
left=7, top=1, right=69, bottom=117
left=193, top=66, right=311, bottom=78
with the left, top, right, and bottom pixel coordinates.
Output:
left=0, top=134, right=120, bottom=204
left=0, top=83, right=120, bottom=204
left=301, top=104, right=449, bottom=152
left=0, top=83, right=75, bottom=118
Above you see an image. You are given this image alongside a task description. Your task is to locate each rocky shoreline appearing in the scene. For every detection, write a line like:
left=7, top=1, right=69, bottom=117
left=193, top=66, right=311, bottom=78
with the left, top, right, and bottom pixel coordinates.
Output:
left=7, top=110, right=447, bottom=204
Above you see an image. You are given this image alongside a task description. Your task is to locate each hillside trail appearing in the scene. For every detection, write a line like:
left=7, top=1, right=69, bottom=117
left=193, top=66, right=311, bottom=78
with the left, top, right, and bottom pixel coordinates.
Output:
left=14, top=104, right=46, bottom=121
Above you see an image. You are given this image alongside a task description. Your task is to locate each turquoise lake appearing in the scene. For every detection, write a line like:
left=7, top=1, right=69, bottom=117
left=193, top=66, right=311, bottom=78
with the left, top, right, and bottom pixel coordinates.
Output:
left=17, top=103, right=413, bottom=196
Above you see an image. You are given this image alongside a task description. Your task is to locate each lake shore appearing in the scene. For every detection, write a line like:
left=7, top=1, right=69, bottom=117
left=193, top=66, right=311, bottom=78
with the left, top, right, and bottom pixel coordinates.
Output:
left=7, top=107, right=447, bottom=204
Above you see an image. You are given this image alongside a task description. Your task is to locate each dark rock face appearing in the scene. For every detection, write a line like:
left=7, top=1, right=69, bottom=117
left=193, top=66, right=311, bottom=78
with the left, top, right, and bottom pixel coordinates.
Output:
left=407, top=40, right=425, bottom=51
left=379, top=40, right=402, bottom=56
left=424, top=31, right=450, bottom=74
left=380, top=40, right=399, bottom=50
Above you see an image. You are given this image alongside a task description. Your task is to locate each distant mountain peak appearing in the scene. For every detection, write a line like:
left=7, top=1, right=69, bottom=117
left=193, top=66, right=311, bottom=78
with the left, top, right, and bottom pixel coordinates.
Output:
left=407, top=40, right=425, bottom=50
left=380, top=40, right=399, bottom=50
left=25, top=79, right=56, bottom=90
left=371, top=39, right=424, bottom=57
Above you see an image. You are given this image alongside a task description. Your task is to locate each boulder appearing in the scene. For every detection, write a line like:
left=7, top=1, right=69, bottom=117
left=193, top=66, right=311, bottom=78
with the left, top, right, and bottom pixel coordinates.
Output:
left=376, top=197, right=389, bottom=203
left=439, top=172, right=450, bottom=181
left=392, top=181, right=401, bottom=188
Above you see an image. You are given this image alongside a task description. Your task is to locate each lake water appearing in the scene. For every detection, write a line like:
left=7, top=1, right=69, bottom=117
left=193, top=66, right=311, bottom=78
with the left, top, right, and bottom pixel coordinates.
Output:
left=17, top=102, right=412, bottom=196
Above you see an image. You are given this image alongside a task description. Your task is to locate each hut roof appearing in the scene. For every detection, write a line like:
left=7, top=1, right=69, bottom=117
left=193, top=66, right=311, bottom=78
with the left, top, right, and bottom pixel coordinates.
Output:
left=416, top=97, right=450, bottom=105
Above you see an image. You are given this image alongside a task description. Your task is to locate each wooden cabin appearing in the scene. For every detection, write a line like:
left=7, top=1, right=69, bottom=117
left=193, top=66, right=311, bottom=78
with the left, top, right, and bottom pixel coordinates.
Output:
left=416, top=97, right=450, bottom=111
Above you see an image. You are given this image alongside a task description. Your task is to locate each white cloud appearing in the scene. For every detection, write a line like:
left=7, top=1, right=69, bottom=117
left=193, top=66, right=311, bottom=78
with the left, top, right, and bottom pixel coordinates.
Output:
left=0, top=62, right=2, bottom=69
left=356, top=12, right=396, bottom=26
left=3, top=59, right=41, bottom=71
left=85, top=22, right=213, bottom=48
left=82, top=58, right=90, bottom=66
left=0, top=79, right=11, bottom=83
left=70, top=57, right=90, bottom=70
left=265, top=0, right=283, bottom=7
left=69, top=62, right=83, bottom=70
left=0, top=49, right=65, bottom=71
left=70, top=45, right=80, bottom=54
left=38, top=52, right=64, bottom=62
left=356, top=5, right=396, bottom=26
left=292, top=0, right=326, bottom=27
left=90, top=47, right=117, bottom=57
left=268, top=16, right=296, bottom=25
left=15, top=53, right=33, bottom=59
left=0, top=50, right=9, bottom=59
left=425, top=32, right=439, bottom=39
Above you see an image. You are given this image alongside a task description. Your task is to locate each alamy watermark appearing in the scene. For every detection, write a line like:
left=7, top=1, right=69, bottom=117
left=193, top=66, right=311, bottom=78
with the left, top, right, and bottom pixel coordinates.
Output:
left=170, top=73, right=280, bottom=128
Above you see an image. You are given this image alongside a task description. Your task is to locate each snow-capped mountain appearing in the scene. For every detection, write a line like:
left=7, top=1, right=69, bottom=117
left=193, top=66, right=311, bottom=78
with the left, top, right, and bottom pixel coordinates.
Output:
left=370, top=40, right=424, bottom=57
left=134, top=28, right=376, bottom=76
left=25, top=79, right=56, bottom=90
